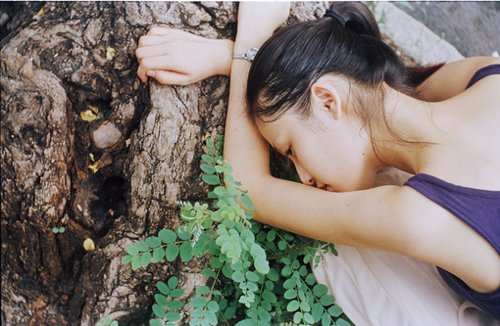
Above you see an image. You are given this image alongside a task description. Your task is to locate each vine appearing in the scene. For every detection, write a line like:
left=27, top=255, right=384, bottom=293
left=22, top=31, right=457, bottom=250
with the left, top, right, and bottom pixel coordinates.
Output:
left=109, top=135, right=350, bottom=326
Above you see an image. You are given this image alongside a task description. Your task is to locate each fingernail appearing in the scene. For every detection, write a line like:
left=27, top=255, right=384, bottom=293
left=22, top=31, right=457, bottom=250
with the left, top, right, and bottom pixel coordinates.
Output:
left=146, top=71, right=155, bottom=77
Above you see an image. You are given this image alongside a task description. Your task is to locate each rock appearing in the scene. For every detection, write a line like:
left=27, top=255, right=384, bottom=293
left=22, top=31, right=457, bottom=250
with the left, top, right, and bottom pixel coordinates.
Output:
left=92, top=122, right=122, bottom=149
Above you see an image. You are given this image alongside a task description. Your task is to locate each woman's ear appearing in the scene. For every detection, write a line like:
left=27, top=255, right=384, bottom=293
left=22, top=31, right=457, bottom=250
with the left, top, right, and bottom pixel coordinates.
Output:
left=311, top=78, right=343, bottom=120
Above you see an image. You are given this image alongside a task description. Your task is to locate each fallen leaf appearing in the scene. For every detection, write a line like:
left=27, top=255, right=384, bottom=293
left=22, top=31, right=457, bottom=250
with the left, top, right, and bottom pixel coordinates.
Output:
left=34, top=6, right=47, bottom=18
left=88, top=104, right=99, bottom=114
left=125, top=138, right=131, bottom=147
left=83, top=238, right=95, bottom=252
left=88, top=161, right=100, bottom=173
left=80, top=109, right=98, bottom=122
left=106, top=47, right=116, bottom=61
left=201, top=132, right=211, bottom=143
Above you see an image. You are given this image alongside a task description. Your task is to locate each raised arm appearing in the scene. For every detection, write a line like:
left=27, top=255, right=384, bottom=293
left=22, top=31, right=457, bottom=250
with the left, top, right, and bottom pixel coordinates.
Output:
left=223, top=4, right=414, bottom=253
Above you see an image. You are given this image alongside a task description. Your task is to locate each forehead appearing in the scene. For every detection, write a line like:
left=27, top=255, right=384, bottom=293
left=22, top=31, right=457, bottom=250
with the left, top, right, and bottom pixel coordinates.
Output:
left=255, top=111, right=322, bottom=145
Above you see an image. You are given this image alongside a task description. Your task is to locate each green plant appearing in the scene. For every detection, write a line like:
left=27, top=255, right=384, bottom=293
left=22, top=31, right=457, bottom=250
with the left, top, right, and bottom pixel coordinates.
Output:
left=117, top=135, right=350, bottom=326
left=97, top=316, right=118, bottom=326
left=52, top=226, right=65, bottom=234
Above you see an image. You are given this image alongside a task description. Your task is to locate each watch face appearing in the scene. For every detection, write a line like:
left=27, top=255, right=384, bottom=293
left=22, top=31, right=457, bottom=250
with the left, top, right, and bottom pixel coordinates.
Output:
left=248, top=48, right=258, bottom=60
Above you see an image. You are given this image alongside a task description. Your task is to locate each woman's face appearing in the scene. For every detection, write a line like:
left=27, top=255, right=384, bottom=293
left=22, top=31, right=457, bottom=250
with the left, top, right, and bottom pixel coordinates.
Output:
left=256, top=106, right=379, bottom=192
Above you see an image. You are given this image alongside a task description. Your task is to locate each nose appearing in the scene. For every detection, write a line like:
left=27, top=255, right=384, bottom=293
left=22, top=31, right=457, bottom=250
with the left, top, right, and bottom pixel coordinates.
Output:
left=294, top=160, right=315, bottom=186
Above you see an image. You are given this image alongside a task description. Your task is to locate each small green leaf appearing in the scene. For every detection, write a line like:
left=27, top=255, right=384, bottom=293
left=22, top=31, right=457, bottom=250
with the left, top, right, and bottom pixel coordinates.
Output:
left=58, top=226, right=65, bottom=233
left=254, top=258, right=269, bottom=274
left=202, top=174, right=219, bottom=185
left=245, top=271, right=259, bottom=282
left=195, top=285, right=210, bottom=296
left=313, top=284, right=328, bottom=298
left=301, top=300, right=311, bottom=312
left=167, top=276, right=179, bottom=289
left=104, top=316, right=112, bottom=325
left=154, top=293, right=168, bottom=306
left=170, top=288, right=183, bottom=298
left=207, top=301, right=219, bottom=313
left=231, top=271, right=244, bottom=283
left=284, top=289, right=297, bottom=299
left=213, top=186, right=226, bottom=196
left=131, top=255, right=141, bottom=270
left=166, top=300, right=183, bottom=310
left=304, top=312, right=315, bottom=324
left=200, top=164, right=216, bottom=174
left=150, top=320, right=162, bottom=326
left=136, top=241, right=148, bottom=252
left=305, top=273, right=316, bottom=285
left=166, top=311, right=180, bottom=321
left=202, top=267, right=217, bottom=278
left=177, top=228, right=191, bottom=240
left=121, top=255, right=132, bottom=265
left=156, top=281, right=170, bottom=295
left=266, top=230, right=276, bottom=242
left=267, top=268, right=279, bottom=281
left=320, top=294, right=334, bottom=306
left=321, top=312, right=332, bottom=326
left=235, top=319, right=253, bottom=326
left=190, top=296, right=206, bottom=308
left=166, top=244, right=179, bottom=261
left=205, top=310, right=217, bottom=325
left=240, top=193, right=254, bottom=211
left=312, top=303, right=324, bottom=322
left=293, top=311, right=303, bottom=324
left=286, top=300, right=300, bottom=312
left=152, top=247, right=165, bottom=263
left=327, top=305, right=343, bottom=317
left=125, top=244, right=138, bottom=255
left=146, top=236, right=161, bottom=248
left=179, top=242, right=192, bottom=262
left=283, top=278, right=295, bottom=290
left=110, top=321, right=118, bottom=326
left=336, top=318, right=351, bottom=326
left=201, top=154, right=214, bottom=164
left=152, top=303, right=165, bottom=318
left=159, top=229, right=177, bottom=243
left=141, top=252, right=151, bottom=267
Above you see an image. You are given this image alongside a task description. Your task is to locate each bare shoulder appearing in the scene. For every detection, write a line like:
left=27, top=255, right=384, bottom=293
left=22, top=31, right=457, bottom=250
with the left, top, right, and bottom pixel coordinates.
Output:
left=417, top=56, right=500, bottom=102
left=394, top=185, right=500, bottom=292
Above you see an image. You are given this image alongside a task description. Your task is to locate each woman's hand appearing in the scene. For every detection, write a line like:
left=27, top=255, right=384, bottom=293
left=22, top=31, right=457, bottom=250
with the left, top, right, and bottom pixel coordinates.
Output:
left=136, top=27, right=233, bottom=85
left=236, top=2, right=290, bottom=48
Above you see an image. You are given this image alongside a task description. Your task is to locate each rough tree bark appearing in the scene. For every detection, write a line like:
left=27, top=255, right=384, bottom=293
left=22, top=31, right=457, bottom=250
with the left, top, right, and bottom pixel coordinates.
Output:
left=1, top=2, right=327, bottom=325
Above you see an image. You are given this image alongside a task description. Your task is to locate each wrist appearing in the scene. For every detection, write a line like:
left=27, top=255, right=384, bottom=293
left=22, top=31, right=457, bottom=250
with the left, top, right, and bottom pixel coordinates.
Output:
left=214, top=39, right=234, bottom=77
left=234, top=30, right=273, bottom=53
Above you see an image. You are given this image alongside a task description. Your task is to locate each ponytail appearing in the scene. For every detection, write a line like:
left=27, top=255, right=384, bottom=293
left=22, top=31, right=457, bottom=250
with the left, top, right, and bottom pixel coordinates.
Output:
left=246, top=2, right=443, bottom=123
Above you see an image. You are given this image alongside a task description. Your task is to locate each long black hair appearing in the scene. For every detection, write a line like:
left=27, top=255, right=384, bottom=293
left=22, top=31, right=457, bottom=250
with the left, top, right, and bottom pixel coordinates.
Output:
left=246, top=2, right=443, bottom=144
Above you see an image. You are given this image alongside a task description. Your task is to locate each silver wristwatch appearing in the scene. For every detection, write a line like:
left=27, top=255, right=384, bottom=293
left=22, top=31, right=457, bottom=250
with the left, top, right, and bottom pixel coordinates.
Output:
left=233, top=47, right=259, bottom=62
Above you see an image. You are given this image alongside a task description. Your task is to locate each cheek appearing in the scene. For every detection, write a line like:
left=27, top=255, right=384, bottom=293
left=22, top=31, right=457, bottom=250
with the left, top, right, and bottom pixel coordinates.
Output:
left=314, top=138, right=375, bottom=191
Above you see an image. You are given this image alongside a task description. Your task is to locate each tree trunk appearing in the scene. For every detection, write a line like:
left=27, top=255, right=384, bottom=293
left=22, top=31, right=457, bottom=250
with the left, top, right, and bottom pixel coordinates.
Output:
left=1, top=2, right=326, bottom=325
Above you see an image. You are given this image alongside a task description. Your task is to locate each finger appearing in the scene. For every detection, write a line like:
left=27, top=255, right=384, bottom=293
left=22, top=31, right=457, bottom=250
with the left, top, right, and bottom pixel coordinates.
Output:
left=148, top=70, right=193, bottom=86
left=147, top=26, right=171, bottom=35
left=141, top=55, right=184, bottom=72
left=138, top=35, right=175, bottom=47
left=135, top=44, right=171, bottom=61
left=137, top=65, right=148, bottom=83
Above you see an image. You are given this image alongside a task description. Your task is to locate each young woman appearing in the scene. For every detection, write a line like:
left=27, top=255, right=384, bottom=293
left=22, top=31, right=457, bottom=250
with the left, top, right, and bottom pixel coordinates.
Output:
left=136, top=2, right=500, bottom=323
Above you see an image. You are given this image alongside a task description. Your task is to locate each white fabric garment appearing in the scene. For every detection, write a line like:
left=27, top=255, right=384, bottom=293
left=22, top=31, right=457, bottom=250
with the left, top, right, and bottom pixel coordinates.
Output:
left=313, top=245, right=500, bottom=326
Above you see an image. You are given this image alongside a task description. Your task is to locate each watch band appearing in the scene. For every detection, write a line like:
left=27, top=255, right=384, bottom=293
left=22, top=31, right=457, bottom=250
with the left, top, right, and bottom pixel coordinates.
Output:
left=233, top=47, right=259, bottom=62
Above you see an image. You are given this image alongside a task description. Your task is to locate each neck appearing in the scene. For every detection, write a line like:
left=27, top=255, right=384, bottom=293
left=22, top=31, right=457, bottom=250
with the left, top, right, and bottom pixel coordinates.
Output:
left=371, top=84, right=443, bottom=174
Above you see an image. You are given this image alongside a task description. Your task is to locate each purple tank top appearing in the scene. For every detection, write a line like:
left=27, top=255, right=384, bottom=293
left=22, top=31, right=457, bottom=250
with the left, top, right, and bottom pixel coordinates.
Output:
left=404, top=63, right=500, bottom=320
